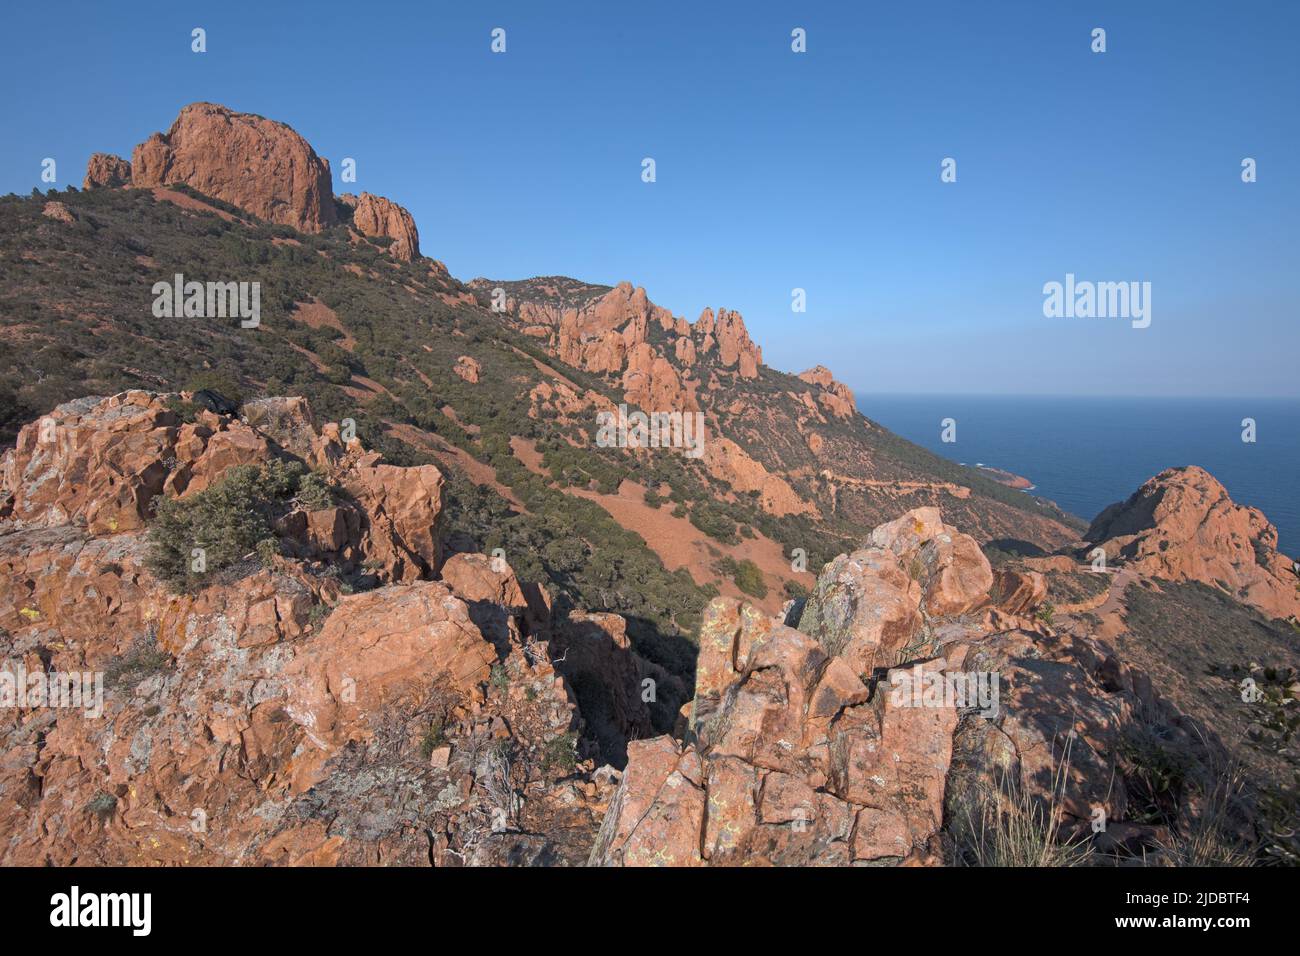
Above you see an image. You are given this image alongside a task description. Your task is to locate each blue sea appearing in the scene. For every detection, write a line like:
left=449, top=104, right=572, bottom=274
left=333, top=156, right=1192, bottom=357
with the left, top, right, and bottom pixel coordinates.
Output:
left=857, top=394, right=1300, bottom=556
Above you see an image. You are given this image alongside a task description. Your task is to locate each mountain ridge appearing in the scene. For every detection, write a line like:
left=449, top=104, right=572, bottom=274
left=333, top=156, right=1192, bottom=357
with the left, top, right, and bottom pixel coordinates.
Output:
left=2, top=100, right=1297, bottom=865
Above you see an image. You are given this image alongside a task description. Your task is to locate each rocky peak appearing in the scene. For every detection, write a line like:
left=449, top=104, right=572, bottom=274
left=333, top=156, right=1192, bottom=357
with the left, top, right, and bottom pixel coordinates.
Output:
left=709, top=308, right=761, bottom=378
left=130, top=102, right=337, bottom=233
left=340, top=192, right=421, bottom=261
left=1087, top=465, right=1299, bottom=620
left=797, top=365, right=856, bottom=418
left=83, top=152, right=132, bottom=189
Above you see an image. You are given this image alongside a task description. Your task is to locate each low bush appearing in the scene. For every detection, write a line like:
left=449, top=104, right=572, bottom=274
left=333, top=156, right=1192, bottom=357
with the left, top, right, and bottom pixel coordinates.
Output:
left=145, top=458, right=330, bottom=590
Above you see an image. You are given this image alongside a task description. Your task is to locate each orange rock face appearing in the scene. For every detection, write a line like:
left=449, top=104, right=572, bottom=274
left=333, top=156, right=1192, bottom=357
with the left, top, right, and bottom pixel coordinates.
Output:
left=3, top=392, right=196, bottom=534
left=282, top=582, right=497, bottom=753
left=703, top=437, right=811, bottom=517
left=453, top=355, right=481, bottom=383
left=131, top=102, right=337, bottom=233
left=348, top=191, right=421, bottom=261
left=41, top=201, right=76, bottom=224
left=591, top=506, right=1215, bottom=867
left=1087, top=465, right=1300, bottom=620
left=83, top=152, right=132, bottom=189
left=710, top=308, right=762, bottom=378
left=0, top=391, right=622, bottom=866
left=797, top=365, right=856, bottom=418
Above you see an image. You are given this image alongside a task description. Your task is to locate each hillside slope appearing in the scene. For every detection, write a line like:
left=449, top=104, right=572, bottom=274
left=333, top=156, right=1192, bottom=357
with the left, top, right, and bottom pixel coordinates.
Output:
left=2, top=102, right=1297, bottom=867
left=1, top=102, right=1080, bottom=675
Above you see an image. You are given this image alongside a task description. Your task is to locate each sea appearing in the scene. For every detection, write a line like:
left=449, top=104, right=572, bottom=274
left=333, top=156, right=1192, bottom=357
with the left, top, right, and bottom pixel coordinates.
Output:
left=857, top=394, right=1300, bottom=556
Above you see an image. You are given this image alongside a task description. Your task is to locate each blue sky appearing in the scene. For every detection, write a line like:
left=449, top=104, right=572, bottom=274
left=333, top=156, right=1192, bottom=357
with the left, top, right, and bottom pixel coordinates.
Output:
left=2, top=0, right=1296, bottom=396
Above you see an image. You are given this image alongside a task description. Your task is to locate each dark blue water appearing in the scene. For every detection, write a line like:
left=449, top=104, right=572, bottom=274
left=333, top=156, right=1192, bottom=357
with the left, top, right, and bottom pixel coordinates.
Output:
left=857, top=394, right=1300, bottom=556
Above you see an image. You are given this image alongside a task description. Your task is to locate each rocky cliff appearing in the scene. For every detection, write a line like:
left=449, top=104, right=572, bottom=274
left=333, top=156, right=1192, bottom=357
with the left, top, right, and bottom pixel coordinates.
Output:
left=339, top=192, right=421, bottom=262
left=1087, top=465, right=1299, bottom=620
left=82, top=103, right=425, bottom=264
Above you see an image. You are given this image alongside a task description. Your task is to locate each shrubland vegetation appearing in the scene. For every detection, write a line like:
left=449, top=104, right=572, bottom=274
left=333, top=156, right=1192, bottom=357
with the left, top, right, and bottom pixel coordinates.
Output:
left=145, top=459, right=330, bottom=590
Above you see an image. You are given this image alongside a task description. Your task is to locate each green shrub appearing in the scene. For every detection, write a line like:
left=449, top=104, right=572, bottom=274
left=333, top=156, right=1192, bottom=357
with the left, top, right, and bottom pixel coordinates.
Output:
left=542, top=731, right=578, bottom=774
left=296, top=470, right=334, bottom=510
left=689, top=505, right=739, bottom=545
left=490, top=663, right=509, bottom=691
left=255, top=537, right=280, bottom=567
left=733, top=559, right=767, bottom=599
left=145, top=458, right=326, bottom=590
left=714, top=556, right=769, bottom=599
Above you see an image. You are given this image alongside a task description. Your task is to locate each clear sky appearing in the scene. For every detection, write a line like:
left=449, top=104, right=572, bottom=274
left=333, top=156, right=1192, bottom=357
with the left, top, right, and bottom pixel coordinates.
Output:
left=2, top=0, right=1296, bottom=396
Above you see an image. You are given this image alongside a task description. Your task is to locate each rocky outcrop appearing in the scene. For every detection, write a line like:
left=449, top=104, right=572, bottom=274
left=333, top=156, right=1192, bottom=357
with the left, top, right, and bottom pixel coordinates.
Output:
left=590, top=506, right=1218, bottom=866
left=130, top=103, right=337, bottom=233
left=703, top=437, right=811, bottom=517
left=798, top=507, right=992, bottom=675
left=0, top=391, right=443, bottom=582
left=706, top=308, right=762, bottom=379
left=343, top=192, right=421, bottom=261
left=0, top=392, right=628, bottom=866
left=798, top=365, right=856, bottom=418
left=338, top=453, right=446, bottom=582
left=556, top=282, right=662, bottom=374
left=453, top=355, right=481, bottom=384
left=83, top=152, right=131, bottom=189
left=41, top=201, right=75, bottom=224
left=621, top=343, right=695, bottom=412
left=1087, top=465, right=1299, bottom=620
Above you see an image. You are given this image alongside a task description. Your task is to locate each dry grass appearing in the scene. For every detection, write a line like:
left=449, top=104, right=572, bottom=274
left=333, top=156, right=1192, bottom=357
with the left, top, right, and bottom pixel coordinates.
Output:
left=953, top=738, right=1093, bottom=867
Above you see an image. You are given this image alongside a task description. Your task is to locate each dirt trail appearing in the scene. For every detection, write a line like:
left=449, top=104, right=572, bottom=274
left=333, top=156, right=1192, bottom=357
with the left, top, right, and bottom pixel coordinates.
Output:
left=1059, top=568, right=1137, bottom=642
left=290, top=299, right=356, bottom=351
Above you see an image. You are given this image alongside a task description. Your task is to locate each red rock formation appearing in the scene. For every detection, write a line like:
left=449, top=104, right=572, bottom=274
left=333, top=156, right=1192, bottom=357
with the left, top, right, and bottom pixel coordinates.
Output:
left=797, top=365, right=856, bottom=418
left=40, top=201, right=75, bottom=223
left=590, top=507, right=1218, bottom=866
left=83, top=152, right=132, bottom=189
left=345, top=191, right=421, bottom=261
left=453, top=355, right=481, bottom=383
left=130, top=103, right=337, bottom=233
left=1087, top=466, right=1299, bottom=620
left=621, top=343, right=696, bottom=412
left=0, top=392, right=623, bottom=865
left=703, top=437, right=811, bottom=516
left=711, top=308, right=762, bottom=378
left=990, top=568, right=1048, bottom=616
